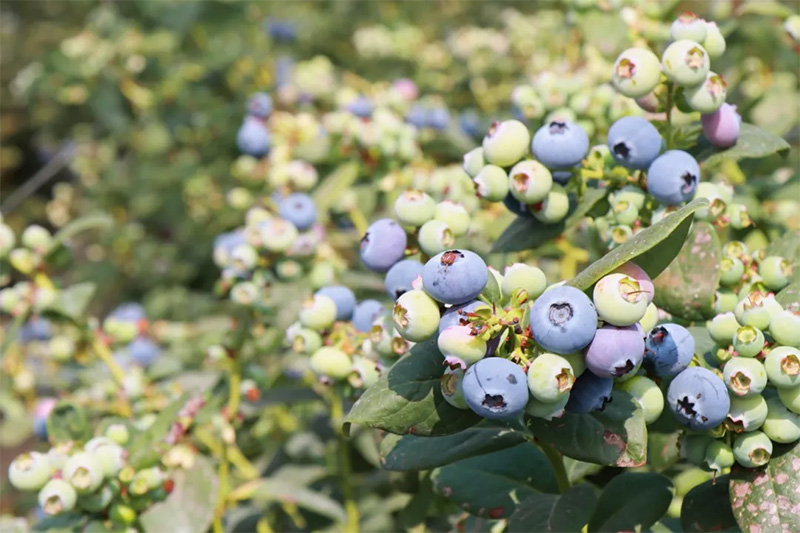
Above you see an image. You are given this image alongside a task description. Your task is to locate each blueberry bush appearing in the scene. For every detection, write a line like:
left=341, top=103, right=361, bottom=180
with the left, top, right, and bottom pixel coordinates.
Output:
left=2, top=1, right=799, bottom=532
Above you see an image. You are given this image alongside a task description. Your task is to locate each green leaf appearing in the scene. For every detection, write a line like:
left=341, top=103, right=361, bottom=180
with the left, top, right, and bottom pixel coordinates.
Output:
left=681, top=475, right=738, bottom=532
left=588, top=472, right=673, bottom=532
left=694, top=123, right=790, bottom=166
left=508, top=484, right=598, bottom=533
left=526, top=390, right=647, bottom=467
left=140, top=455, right=219, bottom=533
left=127, top=393, right=189, bottom=468
left=491, top=188, right=609, bottom=253
left=46, top=401, right=91, bottom=443
left=47, top=213, right=113, bottom=256
left=653, top=221, right=721, bottom=320
left=31, top=513, right=86, bottom=532
left=312, top=162, right=360, bottom=219
left=48, top=282, right=97, bottom=322
left=379, top=424, right=527, bottom=471
left=481, top=268, right=503, bottom=305
left=728, top=440, right=800, bottom=533
left=246, top=479, right=347, bottom=523
left=568, top=199, right=708, bottom=292
left=765, top=230, right=800, bottom=263
left=0, top=395, right=33, bottom=447
left=345, top=340, right=481, bottom=436
left=431, top=442, right=559, bottom=518
left=776, top=281, right=799, bottom=308
left=738, top=0, right=793, bottom=17
left=563, top=457, right=603, bottom=484
left=648, top=431, right=681, bottom=472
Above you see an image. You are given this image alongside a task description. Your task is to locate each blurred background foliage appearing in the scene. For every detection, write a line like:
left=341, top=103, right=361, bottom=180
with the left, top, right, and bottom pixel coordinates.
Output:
left=1, top=0, right=797, bottom=319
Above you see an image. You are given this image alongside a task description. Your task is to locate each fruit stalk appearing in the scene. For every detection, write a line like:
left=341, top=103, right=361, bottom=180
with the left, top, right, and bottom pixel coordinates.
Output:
left=539, top=441, right=571, bottom=494
left=329, top=389, right=360, bottom=533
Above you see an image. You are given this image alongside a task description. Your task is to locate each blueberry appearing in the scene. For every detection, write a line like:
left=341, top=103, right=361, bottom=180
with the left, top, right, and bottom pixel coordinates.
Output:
left=667, top=367, right=730, bottom=430
left=38, top=479, right=77, bottom=516
left=462, top=358, right=529, bottom=419
left=316, top=286, right=357, bottom=321
left=127, top=337, right=161, bottom=367
left=732, top=326, right=765, bottom=358
left=662, top=40, right=710, bottom=87
left=264, top=18, right=297, bottom=42
left=585, top=324, right=645, bottom=379
left=406, top=105, right=427, bottom=129
left=422, top=250, right=488, bottom=305
left=531, top=184, right=570, bottom=224
left=764, top=346, right=800, bottom=389
left=719, top=257, right=745, bottom=287
left=763, top=396, right=800, bottom=443
left=434, top=201, right=470, bottom=237
left=525, top=395, right=569, bottom=420
left=607, top=117, right=662, bottom=170
left=680, top=434, right=713, bottom=466
left=502, top=263, right=547, bottom=300
left=246, top=92, right=273, bottom=118
left=384, top=260, right=424, bottom=300
left=310, top=347, right=353, bottom=381
left=619, top=375, right=664, bottom=424
left=508, top=159, right=553, bottom=204
left=236, top=117, right=270, bottom=157
left=644, top=323, right=695, bottom=378
left=426, top=106, right=450, bottom=130
left=670, top=12, right=708, bottom=42
left=418, top=220, right=455, bottom=256
left=704, top=441, right=734, bottom=473
left=611, top=48, right=662, bottom=98
left=760, top=256, right=793, bottom=292
left=352, top=299, right=385, bottom=333
left=527, top=353, right=575, bottom=403
left=438, top=300, right=485, bottom=335
left=459, top=110, right=483, bottom=138
left=352, top=357, right=381, bottom=388
left=286, top=323, right=323, bottom=354
left=360, top=218, right=407, bottom=273
left=639, top=302, right=659, bottom=333
left=722, top=357, right=767, bottom=397
left=84, top=437, right=125, bottom=478
left=702, top=21, right=726, bottom=59
left=8, top=452, right=51, bottom=491
left=770, top=309, right=800, bottom=348
left=482, top=120, right=530, bottom=167
left=394, top=190, right=435, bottom=227
left=732, top=431, right=772, bottom=468
left=473, top=164, right=509, bottom=202
left=278, top=193, right=317, bottom=230
left=565, top=370, right=613, bottom=414
left=529, top=285, right=597, bottom=355
left=393, top=290, right=440, bottom=342
left=646, top=150, right=699, bottom=205
left=531, top=120, right=589, bottom=170
left=684, top=72, right=727, bottom=114
left=298, top=294, right=337, bottom=331
left=438, top=325, right=487, bottom=369
left=726, top=394, right=768, bottom=433
left=258, top=217, right=298, bottom=253
left=63, top=452, right=103, bottom=494
left=593, top=273, right=649, bottom=326
left=347, top=95, right=374, bottom=118
left=33, top=398, right=56, bottom=439
left=462, top=147, right=485, bottom=178
left=441, top=366, right=469, bottom=409
left=612, top=262, right=655, bottom=303
left=19, top=317, right=52, bottom=343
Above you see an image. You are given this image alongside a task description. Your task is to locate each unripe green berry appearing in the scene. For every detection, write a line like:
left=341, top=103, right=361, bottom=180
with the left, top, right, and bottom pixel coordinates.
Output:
left=418, top=220, right=455, bottom=256
left=732, top=326, right=765, bottom=358
left=63, top=452, right=104, bottom=494
left=38, top=479, right=77, bottom=516
left=769, top=309, right=800, bottom=348
left=462, top=148, right=485, bottom=178
left=395, top=190, right=436, bottom=227
left=525, top=394, right=569, bottom=421
left=298, top=294, right=337, bottom=331
left=8, top=452, right=51, bottom=491
left=434, top=201, right=470, bottom=237
left=661, top=40, right=710, bottom=87
left=702, top=21, right=726, bottom=59
left=762, top=396, right=800, bottom=443
left=726, top=394, right=768, bottom=433
left=508, top=160, right=553, bottom=204
left=440, top=366, right=469, bottom=409
left=502, top=263, right=547, bottom=300
left=473, top=164, right=509, bottom=202
left=310, top=347, right=353, bottom=380
left=482, top=120, right=530, bottom=167
left=777, top=386, right=800, bottom=415
left=527, top=353, right=575, bottom=403
left=764, top=346, right=800, bottom=389
left=531, top=185, right=570, bottom=224
left=619, top=375, right=664, bottom=424
left=719, top=257, right=744, bottom=287
left=611, top=48, right=661, bottom=98
left=722, top=357, right=767, bottom=397
left=704, top=440, right=734, bottom=473
left=714, top=289, right=738, bottom=314
left=684, top=72, right=727, bottom=114
left=760, top=256, right=793, bottom=292
left=732, top=431, right=772, bottom=468
left=393, top=290, right=440, bottom=342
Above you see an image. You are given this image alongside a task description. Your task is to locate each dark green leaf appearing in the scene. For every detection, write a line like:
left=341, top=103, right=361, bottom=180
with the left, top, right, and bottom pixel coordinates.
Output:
left=569, top=199, right=708, bottom=292
left=508, top=484, right=597, bottom=533
left=345, top=340, right=481, bottom=436
left=737, top=1, right=793, bottom=17
left=776, top=281, right=799, bottom=308
left=398, top=472, right=434, bottom=529
left=48, top=282, right=97, bottom=322
left=653, top=221, right=721, bottom=320
left=588, top=472, right=673, bottom=532
left=526, top=390, right=647, bottom=467
left=481, top=268, right=503, bottom=305
left=563, top=457, right=604, bottom=484
left=694, top=123, right=790, bottom=166
left=31, top=513, right=86, bottom=532
left=47, top=401, right=91, bottom=443
left=431, top=442, right=558, bottom=518
left=380, top=424, right=527, bottom=471
left=729, top=440, right=800, bottom=533
left=681, top=475, right=738, bottom=532
left=312, top=162, right=360, bottom=219
left=140, top=455, right=219, bottom=533
left=491, top=188, right=609, bottom=253
left=648, top=432, right=681, bottom=472
left=247, top=479, right=347, bottom=523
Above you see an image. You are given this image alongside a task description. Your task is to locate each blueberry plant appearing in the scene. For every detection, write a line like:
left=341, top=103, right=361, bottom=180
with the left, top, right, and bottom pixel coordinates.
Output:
left=2, top=2, right=799, bottom=533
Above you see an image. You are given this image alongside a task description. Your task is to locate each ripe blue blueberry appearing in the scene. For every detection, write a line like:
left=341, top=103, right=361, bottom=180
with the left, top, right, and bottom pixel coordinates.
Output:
left=316, top=286, right=357, bottom=321
left=422, top=250, right=488, bottom=305
left=607, top=116, right=662, bottom=170
left=667, top=367, right=730, bottom=430
left=531, top=121, right=589, bottom=170
left=584, top=324, right=645, bottom=379
left=236, top=117, right=270, bottom=157
left=352, top=299, right=386, bottom=333
left=278, top=193, right=317, bottom=230
left=462, top=358, right=529, bottom=420
left=646, top=150, right=700, bottom=205
left=19, top=317, right=52, bottom=343
left=426, top=106, right=450, bottom=130
left=360, top=218, right=407, bottom=273
left=565, top=370, right=613, bottom=414
left=128, top=337, right=161, bottom=367
left=529, top=285, right=597, bottom=355
left=406, top=104, right=427, bottom=129
left=246, top=92, right=273, bottom=118
left=644, top=323, right=695, bottom=378
left=347, top=95, right=374, bottom=118
left=384, top=259, right=424, bottom=299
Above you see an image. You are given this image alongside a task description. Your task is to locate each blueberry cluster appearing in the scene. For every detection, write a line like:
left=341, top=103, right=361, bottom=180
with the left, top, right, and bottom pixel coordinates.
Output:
left=683, top=242, right=799, bottom=470
left=236, top=93, right=273, bottom=158
left=7, top=427, right=173, bottom=524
